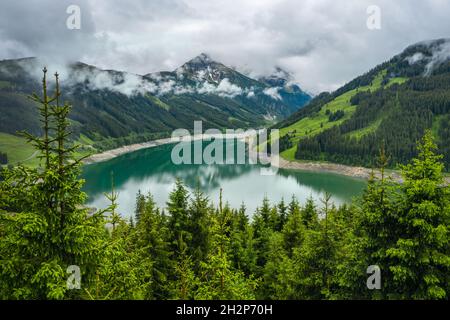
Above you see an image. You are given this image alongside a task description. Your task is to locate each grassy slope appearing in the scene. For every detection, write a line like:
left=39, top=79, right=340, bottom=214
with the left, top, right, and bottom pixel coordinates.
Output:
left=146, top=94, right=171, bottom=111
left=0, top=132, right=94, bottom=168
left=279, top=71, right=408, bottom=161
left=386, top=77, right=408, bottom=87
left=345, top=77, right=408, bottom=140
left=0, top=132, right=40, bottom=167
left=346, top=118, right=383, bottom=140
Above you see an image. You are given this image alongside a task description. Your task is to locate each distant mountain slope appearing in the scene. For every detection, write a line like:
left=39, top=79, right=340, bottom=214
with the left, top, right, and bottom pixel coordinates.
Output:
left=258, top=67, right=312, bottom=115
left=276, top=39, right=450, bottom=170
left=0, top=54, right=311, bottom=158
left=145, top=54, right=311, bottom=119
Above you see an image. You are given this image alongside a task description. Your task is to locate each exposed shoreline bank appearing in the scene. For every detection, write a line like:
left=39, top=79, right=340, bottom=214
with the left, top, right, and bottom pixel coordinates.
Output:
left=276, top=157, right=401, bottom=181
left=83, top=137, right=174, bottom=165
left=83, top=137, right=449, bottom=184
left=82, top=133, right=256, bottom=165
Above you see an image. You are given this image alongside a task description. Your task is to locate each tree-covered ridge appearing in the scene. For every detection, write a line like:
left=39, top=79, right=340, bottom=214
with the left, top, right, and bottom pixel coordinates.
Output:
left=295, top=71, right=450, bottom=170
left=274, top=69, right=401, bottom=160
left=0, top=70, right=449, bottom=300
left=276, top=39, right=450, bottom=170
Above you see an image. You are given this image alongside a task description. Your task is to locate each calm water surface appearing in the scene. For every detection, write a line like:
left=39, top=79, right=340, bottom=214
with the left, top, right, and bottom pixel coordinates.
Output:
left=82, top=141, right=367, bottom=217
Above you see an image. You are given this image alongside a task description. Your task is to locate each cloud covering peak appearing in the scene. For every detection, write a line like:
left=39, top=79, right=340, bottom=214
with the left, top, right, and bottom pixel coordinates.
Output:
left=1, top=0, right=450, bottom=93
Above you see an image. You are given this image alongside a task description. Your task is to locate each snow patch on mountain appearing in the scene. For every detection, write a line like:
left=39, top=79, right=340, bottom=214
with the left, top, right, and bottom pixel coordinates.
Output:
left=263, top=87, right=281, bottom=100
left=197, top=78, right=243, bottom=98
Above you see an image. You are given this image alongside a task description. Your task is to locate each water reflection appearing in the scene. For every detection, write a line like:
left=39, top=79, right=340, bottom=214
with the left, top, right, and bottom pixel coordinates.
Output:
left=82, top=141, right=366, bottom=217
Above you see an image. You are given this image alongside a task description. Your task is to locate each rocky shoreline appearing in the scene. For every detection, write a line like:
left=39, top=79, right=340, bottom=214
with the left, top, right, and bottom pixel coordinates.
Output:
left=275, top=156, right=450, bottom=184
left=82, top=133, right=256, bottom=165
left=276, top=156, right=402, bottom=181
left=83, top=137, right=449, bottom=184
left=83, top=137, right=174, bottom=164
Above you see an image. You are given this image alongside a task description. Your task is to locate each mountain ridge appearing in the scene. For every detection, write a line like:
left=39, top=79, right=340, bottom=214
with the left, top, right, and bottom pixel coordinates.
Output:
left=276, top=38, right=450, bottom=170
left=0, top=54, right=311, bottom=164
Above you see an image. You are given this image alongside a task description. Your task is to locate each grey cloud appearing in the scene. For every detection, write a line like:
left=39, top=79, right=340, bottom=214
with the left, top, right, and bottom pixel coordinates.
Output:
left=197, top=78, right=244, bottom=98
left=0, top=0, right=99, bottom=64
left=425, top=40, right=450, bottom=75
left=1, top=0, right=450, bottom=93
left=404, top=39, right=450, bottom=75
left=61, top=65, right=244, bottom=98
left=263, top=87, right=281, bottom=100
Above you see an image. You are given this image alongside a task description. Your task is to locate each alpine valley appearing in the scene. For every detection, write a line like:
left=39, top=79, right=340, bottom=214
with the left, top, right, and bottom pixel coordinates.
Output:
left=0, top=53, right=310, bottom=165
left=1, top=0, right=449, bottom=302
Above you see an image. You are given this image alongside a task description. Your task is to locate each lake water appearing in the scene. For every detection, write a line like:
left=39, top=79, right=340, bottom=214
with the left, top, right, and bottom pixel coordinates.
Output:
left=82, top=140, right=367, bottom=217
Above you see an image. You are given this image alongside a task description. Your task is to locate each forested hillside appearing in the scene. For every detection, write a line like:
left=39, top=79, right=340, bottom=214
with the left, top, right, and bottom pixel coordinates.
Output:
left=0, top=55, right=310, bottom=164
left=276, top=39, right=450, bottom=170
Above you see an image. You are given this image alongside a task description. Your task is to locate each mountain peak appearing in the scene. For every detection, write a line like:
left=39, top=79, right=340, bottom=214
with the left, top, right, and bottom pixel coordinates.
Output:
left=272, top=67, right=293, bottom=80
left=176, top=53, right=232, bottom=83
left=259, top=67, right=293, bottom=87
left=191, top=52, right=213, bottom=64
left=183, top=53, right=217, bottom=69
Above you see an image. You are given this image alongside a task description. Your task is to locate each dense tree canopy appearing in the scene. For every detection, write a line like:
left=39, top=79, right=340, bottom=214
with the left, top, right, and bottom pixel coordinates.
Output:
left=294, top=65, right=450, bottom=171
left=0, top=70, right=448, bottom=300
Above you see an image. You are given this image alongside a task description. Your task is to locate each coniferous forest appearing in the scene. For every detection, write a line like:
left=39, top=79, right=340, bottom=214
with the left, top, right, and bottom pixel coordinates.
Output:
left=0, top=70, right=449, bottom=300
left=288, top=44, right=450, bottom=171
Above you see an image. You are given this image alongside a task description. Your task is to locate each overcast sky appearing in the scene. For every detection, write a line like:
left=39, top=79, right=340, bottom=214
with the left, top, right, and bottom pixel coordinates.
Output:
left=0, top=0, right=449, bottom=93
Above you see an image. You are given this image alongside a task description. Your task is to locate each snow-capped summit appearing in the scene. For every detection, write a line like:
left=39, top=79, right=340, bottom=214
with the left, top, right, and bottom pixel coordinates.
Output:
left=259, top=67, right=293, bottom=87
left=188, top=52, right=213, bottom=65
left=141, top=53, right=311, bottom=115
left=176, top=53, right=232, bottom=84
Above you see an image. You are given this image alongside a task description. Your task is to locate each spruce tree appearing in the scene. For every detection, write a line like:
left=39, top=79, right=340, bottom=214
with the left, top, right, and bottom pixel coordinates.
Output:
left=172, top=236, right=197, bottom=299
left=356, top=134, right=450, bottom=299
left=229, top=204, right=257, bottom=276
left=132, top=192, right=172, bottom=299
left=287, top=195, right=301, bottom=216
left=252, top=198, right=277, bottom=273
left=187, top=185, right=210, bottom=271
left=0, top=69, right=108, bottom=299
left=104, top=172, right=121, bottom=233
left=389, top=131, right=449, bottom=299
left=302, top=195, right=319, bottom=229
left=277, top=198, right=288, bottom=231
left=293, top=205, right=340, bottom=299
left=281, top=205, right=305, bottom=257
left=167, top=178, right=191, bottom=258
left=134, top=189, right=145, bottom=223
left=262, top=232, right=295, bottom=299
left=195, top=204, right=257, bottom=299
